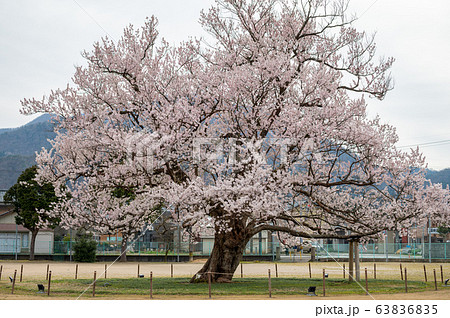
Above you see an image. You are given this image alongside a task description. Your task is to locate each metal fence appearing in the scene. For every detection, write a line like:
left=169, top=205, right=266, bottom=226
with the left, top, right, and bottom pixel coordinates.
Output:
left=2, top=240, right=450, bottom=260
left=6, top=240, right=280, bottom=257
left=314, top=242, right=450, bottom=260
left=52, top=240, right=282, bottom=256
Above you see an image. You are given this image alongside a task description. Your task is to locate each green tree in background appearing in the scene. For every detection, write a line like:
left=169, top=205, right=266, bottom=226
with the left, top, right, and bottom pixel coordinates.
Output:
left=73, top=232, right=97, bottom=262
left=4, top=165, right=59, bottom=260
left=437, top=226, right=450, bottom=238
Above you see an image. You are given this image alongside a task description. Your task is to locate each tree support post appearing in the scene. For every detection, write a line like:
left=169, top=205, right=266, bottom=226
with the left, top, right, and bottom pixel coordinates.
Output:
left=354, top=240, right=360, bottom=282
left=348, top=241, right=354, bottom=282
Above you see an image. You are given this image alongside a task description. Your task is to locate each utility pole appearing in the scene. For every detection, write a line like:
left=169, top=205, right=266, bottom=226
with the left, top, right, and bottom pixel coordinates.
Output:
left=177, top=208, right=180, bottom=263
left=258, top=232, right=262, bottom=255
left=69, top=229, right=73, bottom=262
left=384, top=231, right=388, bottom=262
left=428, top=217, right=432, bottom=263
left=422, top=225, right=425, bottom=260
left=15, top=224, right=18, bottom=261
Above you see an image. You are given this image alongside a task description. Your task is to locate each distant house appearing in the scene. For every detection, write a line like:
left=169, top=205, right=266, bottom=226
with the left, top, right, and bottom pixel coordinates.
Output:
left=0, top=189, right=54, bottom=255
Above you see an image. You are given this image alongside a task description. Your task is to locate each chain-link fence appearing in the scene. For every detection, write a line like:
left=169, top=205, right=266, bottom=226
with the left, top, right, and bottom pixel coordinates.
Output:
left=50, top=240, right=282, bottom=257
left=2, top=240, right=450, bottom=260
left=315, top=242, right=450, bottom=260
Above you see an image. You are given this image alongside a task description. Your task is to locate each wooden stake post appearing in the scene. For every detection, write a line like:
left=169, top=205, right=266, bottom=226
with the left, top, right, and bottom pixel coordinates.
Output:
left=171, top=264, right=173, bottom=278
left=275, top=263, right=278, bottom=278
left=241, top=263, right=243, bottom=278
left=46, top=264, right=49, bottom=280
left=404, top=268, right=408, bottom=293
left=322, top=269, right=326, bottom=297
left=440, top=265, right=444, bottom=284
left=0, top=264, right=3, bottom=281
left=92, top=271, right=97, bottom=297
left=268, top=269, right=272, bottom=298
left=433, top=269, right=437, bottom=291
left=374, top=263, right=376, bottom=279
left=75, top=264, right=78, bottom=279
left=105, top=264, right=107, bottom=279
left=137, top=264, right=140, bottom=278
left=208, top=272, right=212, bottom=299
left=47, top=271, right=52, bottom=296
left=423, top=265, right=427, bottom=282
left=20, top=264, right=23, bottom=282
left=150, top=271, right=153, bottom=299
left=309, top=263, right=312, bottom=278
left=11, top=270, right=17, bottom=294
left=400, top=263, right=403, bottom=280
left=343, top=264, right=345, bottom=279
left=365, top=268, right=369, bottom=295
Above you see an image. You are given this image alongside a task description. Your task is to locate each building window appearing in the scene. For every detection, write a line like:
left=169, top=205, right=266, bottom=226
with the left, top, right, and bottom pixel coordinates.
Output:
left=22, top=233, right=29, bottom=248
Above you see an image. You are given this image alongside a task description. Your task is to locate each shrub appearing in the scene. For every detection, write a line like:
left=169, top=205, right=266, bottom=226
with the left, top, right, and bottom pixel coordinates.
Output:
left=73, top=233, right=97, bottom=262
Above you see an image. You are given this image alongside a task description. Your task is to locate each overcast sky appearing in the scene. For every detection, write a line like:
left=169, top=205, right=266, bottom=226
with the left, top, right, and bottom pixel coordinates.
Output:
left=0, top=0, right=449, bottom=170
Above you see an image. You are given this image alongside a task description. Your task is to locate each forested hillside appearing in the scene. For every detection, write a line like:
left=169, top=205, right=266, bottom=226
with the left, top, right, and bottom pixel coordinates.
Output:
left=427, top=169, right=450, bottom=188
left=0, top=114, right=55, bottom=189
left=0, top=114, right=448, bottom=190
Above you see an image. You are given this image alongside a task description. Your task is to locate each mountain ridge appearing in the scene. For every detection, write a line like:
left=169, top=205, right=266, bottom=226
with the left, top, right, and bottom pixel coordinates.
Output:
left=0, top=114, right=56, bottom=188
left=0, top=114, right=449, bottom=189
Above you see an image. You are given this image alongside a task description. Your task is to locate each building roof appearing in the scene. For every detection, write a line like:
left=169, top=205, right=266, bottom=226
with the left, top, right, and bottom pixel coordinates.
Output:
left=0, top=209, right=54, bottom=232
left=0, top=207, right=15, bottom=217
left=0, top=223, right=29, bottom=232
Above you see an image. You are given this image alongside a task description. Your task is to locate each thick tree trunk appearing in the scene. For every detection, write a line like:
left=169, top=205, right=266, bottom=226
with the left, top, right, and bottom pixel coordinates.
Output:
left=29, top=230, right=39, bottom=261
left=190, top=231, right=249, bottom=283
left=120, top=239, right=127, bottom=262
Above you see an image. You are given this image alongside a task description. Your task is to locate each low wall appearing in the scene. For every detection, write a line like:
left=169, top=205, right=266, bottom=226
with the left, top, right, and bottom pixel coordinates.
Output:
left=0, top=254, right=274, bottom=262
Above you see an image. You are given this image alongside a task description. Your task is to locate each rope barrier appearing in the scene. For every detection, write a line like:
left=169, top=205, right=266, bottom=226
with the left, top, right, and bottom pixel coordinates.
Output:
left=2, top=263, right=445, bottom=298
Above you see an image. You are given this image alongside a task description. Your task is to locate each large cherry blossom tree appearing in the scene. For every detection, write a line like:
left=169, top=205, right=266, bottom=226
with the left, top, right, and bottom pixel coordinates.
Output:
left=22, top=0, right=449, bottom=281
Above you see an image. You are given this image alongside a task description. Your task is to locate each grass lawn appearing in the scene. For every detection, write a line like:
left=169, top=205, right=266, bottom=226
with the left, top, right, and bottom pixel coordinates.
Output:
left=0, top=277, right=431, bottom=298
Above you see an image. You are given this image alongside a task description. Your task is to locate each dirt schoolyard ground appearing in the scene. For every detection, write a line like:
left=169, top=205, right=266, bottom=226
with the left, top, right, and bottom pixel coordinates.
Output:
left=0, top=260, right=449, bottom=299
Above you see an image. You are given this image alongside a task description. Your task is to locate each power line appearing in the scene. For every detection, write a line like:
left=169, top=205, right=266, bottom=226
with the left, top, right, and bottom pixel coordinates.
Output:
left=398, top=139, right=450, bottom=149
left=357, top=0, right=382, bottom=20
left=72, top=0, right=116, bottom=41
